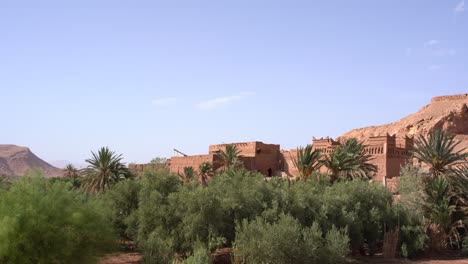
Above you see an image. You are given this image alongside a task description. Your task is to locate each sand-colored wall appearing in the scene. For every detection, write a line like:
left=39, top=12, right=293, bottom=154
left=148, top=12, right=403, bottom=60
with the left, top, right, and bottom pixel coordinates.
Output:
left=169, top=154, right=215, bottom=174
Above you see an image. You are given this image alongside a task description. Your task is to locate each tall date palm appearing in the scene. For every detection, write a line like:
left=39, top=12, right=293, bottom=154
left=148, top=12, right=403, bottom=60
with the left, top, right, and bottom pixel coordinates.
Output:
left=291, top=145, right=322, bottom=182
left=323, top=138, right=376, bottom=183
left=217, top=144, right=242, bottom=170
left=412, top=130, right=467, bottom=178
left=179, top=166, right=195, bottom=184
left=198, top=162, right=213, bottom=187
left=81, top=147, right=130, bottom=193
left=63, top=164, right=79, bottom=178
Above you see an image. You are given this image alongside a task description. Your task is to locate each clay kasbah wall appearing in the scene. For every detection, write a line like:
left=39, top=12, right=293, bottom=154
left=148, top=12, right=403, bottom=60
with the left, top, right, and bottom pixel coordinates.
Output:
left=169, top=154, right=215, bottom=174
left=132, top=136, right=413, bottom=192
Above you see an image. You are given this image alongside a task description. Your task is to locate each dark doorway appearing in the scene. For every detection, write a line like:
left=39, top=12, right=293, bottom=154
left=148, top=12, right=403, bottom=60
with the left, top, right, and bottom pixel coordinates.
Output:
left=267, top=168, right=272, bottom=177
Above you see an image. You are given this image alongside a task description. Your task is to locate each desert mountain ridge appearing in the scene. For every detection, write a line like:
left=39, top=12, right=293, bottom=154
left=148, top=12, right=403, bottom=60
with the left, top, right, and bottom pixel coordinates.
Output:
left=0, top=144, right=63, bottom=177
left=338, top=94, right=468, bottom=151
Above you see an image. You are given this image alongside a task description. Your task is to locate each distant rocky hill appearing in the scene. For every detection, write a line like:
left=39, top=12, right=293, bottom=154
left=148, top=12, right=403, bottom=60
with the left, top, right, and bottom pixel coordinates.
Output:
left=339, top=94, right=468, bottom=151
left=0, top=145, right=63, bottom=177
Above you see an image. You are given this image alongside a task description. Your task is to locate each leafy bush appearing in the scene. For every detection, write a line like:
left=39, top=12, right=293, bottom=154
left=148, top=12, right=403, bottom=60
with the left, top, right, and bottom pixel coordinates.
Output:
left=179, top=243, right=211, bottom=264
left=396, top=164, right=428, bottom=257
left=462, top=235, right=468, bottom=256
left=233, top=214, right=349, bottom=264
left=207, top=168, right=277, bottom=243
left=134, top=168, right=403, bottom=262
left=48, top=174, right=82, bottom=190
left=315, top=180, right=394, bottom=252
left=136, top=169, right=181, bottom=263
left=398, top=164, right=424, bottom=216
left=0, top=175, right=11, bottom=191
left=101, top=178, right=141, bottom=239
left=0, top=177, right=115, bottom=264
left=170, top=183, right=226, bottom=251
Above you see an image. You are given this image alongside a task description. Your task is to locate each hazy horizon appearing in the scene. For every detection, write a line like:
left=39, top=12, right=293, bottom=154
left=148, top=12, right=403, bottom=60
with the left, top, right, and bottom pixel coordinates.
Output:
left=1, top=1, right=467, bottom=164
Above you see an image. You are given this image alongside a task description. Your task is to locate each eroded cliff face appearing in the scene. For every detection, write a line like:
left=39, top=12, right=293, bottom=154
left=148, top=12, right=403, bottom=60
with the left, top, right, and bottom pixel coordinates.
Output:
left=338, top=94, right=468, bottom=151
left=0, top=144, right=62, bottom=177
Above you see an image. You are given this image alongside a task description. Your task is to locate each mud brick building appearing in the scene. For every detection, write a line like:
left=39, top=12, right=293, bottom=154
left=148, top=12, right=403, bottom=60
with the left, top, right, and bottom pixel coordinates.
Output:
left=162, top=134, right=413, bottom=188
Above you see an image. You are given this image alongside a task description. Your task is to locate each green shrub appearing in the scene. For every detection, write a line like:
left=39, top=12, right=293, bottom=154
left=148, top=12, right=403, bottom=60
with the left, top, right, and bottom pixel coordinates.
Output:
left=398, top=164, right=424, bottom=217
left=179, top=243, right=211, bottom=264
left=462, top=235, right=468, bottom=256
left=317, top=180, right=393, bottom=252
left=0, top=177, right=115, bottom=264
left=49, top=175, right=82, bottom=189
left=102, top=179, right=141, bottom=239
left=135, top=168, right=402, bottom=261
left=0, top=175, right=11, bottom=191
left=142, top=231, right=175, bottom=264
left=170, top=183, right=226, bottom=251
left=396, top=164, right=430, bottom=257
left=233, top=214, right=349, bottom=264
left=208, top=168, right=277, bottom=243
left=136, top=170, right=181, bottom=263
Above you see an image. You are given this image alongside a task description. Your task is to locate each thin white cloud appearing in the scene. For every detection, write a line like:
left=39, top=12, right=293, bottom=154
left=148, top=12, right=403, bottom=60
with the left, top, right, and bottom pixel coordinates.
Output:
left=151, top=97, right=177, bottom=106
left=195, top=92, right=255, bottom=110
left=435, top=49, right=456, bottom=57
left=428, top=64, right=443, bottom=71
left=424, top=40, right=440, bottom=47
left=405, top=48, right=412, bottom=56
left=454, top=0, right=465, bottom=13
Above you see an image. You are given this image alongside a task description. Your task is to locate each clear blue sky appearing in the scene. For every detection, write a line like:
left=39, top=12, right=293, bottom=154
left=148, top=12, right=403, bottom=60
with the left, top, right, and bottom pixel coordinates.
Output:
left=1, top=0, right=467, bottom=165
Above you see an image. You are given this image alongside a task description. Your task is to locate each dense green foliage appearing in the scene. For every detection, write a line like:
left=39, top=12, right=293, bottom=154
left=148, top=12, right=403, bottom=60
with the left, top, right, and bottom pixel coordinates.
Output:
left=233, top=214, right=349, bottom=264
left=1, top=132, right=466, bottom=263
left=129, top=168, right=398, bottom=263
left=397, top=164, right=428, bottom=257
left=101, top=179, right=141, bottom=239
left=399, top=130, right=468, bottom=255
left=0, top=177, right=115, bottom=264
left=179, top=243, right=211, bottom=264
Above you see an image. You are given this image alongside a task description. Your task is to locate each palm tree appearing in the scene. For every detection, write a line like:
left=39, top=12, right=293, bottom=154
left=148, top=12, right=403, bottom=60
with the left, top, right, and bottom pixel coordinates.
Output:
left=323, top=138, right=377, bottom=183
left=81, top=147, right=131, bottom=193
left=449, top=165, right=468, bottom=209
left=341, top=138, right=377, bottom=179
left=322, top=148, right=354, bottom=183
left=179, top=166, right=195, bottom=184
left=422, top=177, right=458, bottom=251
left=63, top=164, right=81, bottom=188
left=447, top=165, right=468, bottom=236
left=217, top=144, right=242, bottom=170
left=413, top=130, right=468, bottom=178
left=63, top=164, right=79, bottom=178
left=291, top=145, right=322, bottom=182
left=198, top=162, right=213, bottom=187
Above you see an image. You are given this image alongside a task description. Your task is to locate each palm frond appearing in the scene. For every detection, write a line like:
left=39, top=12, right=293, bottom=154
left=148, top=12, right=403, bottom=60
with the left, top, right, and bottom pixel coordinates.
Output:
left=412, top=130, right=467, bottom=178
left=81, top=147, right=130, bottom=193
left=291, top=144, right=322, bottom=182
